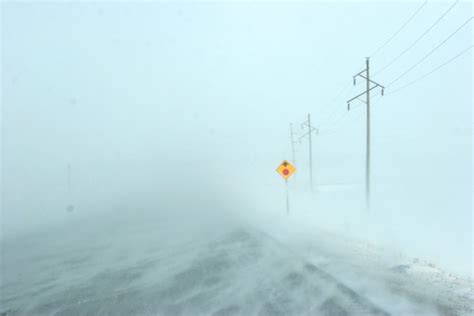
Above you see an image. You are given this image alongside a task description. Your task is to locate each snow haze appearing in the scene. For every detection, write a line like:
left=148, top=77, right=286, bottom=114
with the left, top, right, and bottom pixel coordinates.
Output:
left=1, top=1, right=473, bottom=315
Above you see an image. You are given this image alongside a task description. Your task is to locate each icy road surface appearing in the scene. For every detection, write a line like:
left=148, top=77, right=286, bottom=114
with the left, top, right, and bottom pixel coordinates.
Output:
left=1, top=211, right=472, bottom=315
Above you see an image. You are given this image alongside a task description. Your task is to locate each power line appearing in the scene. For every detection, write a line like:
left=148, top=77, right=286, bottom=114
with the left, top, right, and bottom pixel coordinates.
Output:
left=386, top=44, right=473, bottom=95
left=387, top=16, right=473, bottom=87
left=319, top=94, right=384, bottom=136
left=374, top=0, right=459, bottom=76
left=316, top=81, right=365, bottom=130
left=318, top=107, right=363, bottom=136
left=319, top=109, right=349, bottom=131
left=313, top=83, right=352, bottom=127
left=318, top=92, right=363, bottom=131
left=314, top=78, right=361, bottom=128
left=370, top=0, right=428, bottom=58
left=317, top=77, right=379, bottom=133
left=313, top=66, right=366, bottom=129
left=317, top=86, right=353, bottom=128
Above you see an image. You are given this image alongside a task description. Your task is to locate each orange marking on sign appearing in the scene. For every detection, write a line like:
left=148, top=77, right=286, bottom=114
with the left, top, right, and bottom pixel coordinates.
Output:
left=275, top=160, right=295, bottom=180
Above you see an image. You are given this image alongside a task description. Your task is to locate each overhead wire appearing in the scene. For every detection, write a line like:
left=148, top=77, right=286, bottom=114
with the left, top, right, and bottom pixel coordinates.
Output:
left=319, top=95, right=384, bottom=136
left=316, top=83, right=357, bottom=129
left=313, top=66, right=365, bottom=129
left=374, top=0, right=459, bottom=76
left=386, top=44, right=473, bottom=95
left=315, top=72, right=369, bottom=130
left=312, top=82, right=353, bottom=127
left=296, top=3, right=469, bottom=139
left=370, top=0, right=428, bottom=58
left=387, top=16, right=473, bottom=87
left=318, top=87, right=385, bottom=136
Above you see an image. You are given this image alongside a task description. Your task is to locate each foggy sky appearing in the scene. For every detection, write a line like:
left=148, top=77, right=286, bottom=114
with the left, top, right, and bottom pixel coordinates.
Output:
left=1, top=1, right=472, bottom=275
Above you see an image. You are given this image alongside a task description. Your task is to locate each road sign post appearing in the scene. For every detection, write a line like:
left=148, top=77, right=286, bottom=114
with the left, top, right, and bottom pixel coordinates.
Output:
left=276, top=160, right=296, bottom=214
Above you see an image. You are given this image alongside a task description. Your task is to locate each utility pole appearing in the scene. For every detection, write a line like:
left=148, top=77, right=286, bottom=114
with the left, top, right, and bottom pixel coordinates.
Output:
left=308, top=115, right=313, bottom=188
left=347, top=58, right=384, bottom=210
left=67, top=164, right=72, bottom=194
left=299, top=114, right=318, bottom=190
left=290, top=123, right=298, bottom=165
left=66, top=163, right=75, bottom=212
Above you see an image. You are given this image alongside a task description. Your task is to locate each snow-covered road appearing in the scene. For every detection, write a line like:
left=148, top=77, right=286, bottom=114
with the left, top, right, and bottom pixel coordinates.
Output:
left=1, top=211, right=472, bottom=315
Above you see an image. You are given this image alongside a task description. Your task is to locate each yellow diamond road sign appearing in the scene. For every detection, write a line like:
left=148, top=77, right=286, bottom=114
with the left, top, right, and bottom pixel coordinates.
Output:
left=276, top=160, right=296, bottom=180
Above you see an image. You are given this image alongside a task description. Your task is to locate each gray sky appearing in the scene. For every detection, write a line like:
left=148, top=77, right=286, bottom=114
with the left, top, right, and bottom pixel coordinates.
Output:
left=1, top=1, right=472, bottom=274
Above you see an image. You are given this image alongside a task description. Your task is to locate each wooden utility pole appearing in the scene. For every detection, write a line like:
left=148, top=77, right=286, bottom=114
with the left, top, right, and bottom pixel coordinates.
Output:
left=290, top=123, right=297, bottom=165
left=299, top=114, right=318, bottom=190
left=67, top=164, right=72, bottom=194
left=347, top=58, right=384, bottom=210
left=308, top=114, right=313, bottom=188
left=66, top=163, right=75, bottom=212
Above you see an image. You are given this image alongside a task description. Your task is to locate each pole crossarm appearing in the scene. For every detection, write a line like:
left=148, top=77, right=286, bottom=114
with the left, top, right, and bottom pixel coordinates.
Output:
left=347, top=74, right=385, bottom=111
left=354, top=69, right=366, bottom=78
left=298, top=126, right=318, bottom=142
left=347, top=85, right=379, bottom=109
left=301, top=121, right=314, bottom=129
left=356, top=74, right=385, bottom=90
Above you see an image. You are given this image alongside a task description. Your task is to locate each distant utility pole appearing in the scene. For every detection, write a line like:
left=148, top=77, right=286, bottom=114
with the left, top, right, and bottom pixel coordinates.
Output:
left=67, top=164, right=72, bottom=194
left=289, top=123, right=298, bottom=165
left=67, top=163, right=75, bottom=212
left=299, top=114, right=318, bottom=190
left=347, top=57, right=384, bottom=210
